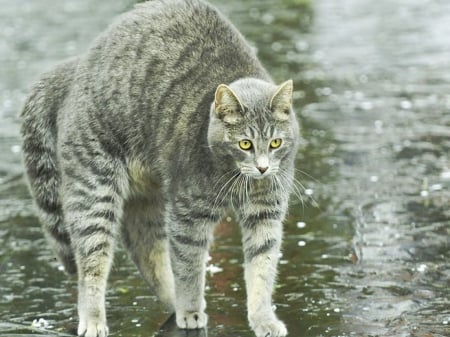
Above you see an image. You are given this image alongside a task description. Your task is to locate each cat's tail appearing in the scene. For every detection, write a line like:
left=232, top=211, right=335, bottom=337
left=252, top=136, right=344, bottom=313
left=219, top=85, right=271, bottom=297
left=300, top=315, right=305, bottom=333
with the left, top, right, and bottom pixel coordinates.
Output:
left=21, top=58, right=78, bottom=274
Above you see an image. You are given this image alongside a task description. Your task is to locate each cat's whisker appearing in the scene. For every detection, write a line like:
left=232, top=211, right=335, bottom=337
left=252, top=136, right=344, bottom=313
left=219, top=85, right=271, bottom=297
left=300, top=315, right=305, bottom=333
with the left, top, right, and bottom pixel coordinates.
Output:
left=231, top=173, right=246, bottom=208
left=245, top=176, right=250, bottom=203
left=294, top=168, right=321, bottom=185
left=240, top=175, right=250, bottom=213
left=276, top=169, right=305, bottom=211
left=212, top=169, right=238, bottom=191
left=212, top=169, right=240, bottom=213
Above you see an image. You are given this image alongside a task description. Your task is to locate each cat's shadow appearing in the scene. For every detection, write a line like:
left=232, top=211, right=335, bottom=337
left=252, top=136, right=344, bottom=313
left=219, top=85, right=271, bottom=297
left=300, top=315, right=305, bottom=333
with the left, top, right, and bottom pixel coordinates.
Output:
left=155, top=314, right=208, bottom=337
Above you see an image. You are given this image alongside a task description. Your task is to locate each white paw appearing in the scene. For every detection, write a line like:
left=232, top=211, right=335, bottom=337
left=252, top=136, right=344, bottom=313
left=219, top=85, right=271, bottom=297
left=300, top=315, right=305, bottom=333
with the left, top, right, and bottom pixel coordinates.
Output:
left=175, top=310, right=208, bottom=329
left=77, top=317, right=109, bottom=337
left=251, top=317, right=287, bottom=337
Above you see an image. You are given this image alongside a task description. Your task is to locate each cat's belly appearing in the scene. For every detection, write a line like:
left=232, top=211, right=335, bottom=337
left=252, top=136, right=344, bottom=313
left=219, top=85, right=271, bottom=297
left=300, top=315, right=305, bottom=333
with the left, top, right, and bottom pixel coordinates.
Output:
left=127, top=158, right=162, bottom=194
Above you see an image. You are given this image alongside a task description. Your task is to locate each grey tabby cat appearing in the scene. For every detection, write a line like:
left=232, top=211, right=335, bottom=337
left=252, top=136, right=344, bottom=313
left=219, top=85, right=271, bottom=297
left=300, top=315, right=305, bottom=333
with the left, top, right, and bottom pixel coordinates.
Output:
left=20, top=0, right=299, bottom=336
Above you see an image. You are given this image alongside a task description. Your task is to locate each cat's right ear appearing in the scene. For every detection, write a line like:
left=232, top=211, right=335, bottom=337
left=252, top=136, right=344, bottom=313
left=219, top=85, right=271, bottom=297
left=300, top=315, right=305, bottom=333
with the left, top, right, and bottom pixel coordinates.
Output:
left=214, top=84, right=245, bottom=124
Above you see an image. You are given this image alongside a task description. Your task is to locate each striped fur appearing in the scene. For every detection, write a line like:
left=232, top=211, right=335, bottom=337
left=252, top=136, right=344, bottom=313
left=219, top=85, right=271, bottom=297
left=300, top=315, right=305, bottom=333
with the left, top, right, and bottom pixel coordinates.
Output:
left=20, top=1, right=299, bottom=337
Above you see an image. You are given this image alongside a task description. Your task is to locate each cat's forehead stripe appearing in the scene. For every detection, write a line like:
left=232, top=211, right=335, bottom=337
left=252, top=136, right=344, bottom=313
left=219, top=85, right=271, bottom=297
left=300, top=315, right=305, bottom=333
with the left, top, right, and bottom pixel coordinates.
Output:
left=244, top=124, right=277, bottom=139
left=247, top=126, right=257, bottom=138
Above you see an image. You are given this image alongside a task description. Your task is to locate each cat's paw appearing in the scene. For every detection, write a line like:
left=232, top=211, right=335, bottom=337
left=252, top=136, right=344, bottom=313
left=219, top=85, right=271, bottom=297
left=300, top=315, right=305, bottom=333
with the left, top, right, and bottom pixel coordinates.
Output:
left=250, top=317, right=287, bottom=337
left=175, top=310, right=208, bottom=329
left=77, top=318, right=109, bottom=337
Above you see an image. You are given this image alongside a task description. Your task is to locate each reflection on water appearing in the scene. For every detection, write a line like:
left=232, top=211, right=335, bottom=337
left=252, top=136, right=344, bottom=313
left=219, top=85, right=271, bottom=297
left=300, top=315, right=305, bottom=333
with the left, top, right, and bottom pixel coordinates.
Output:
left=0, top=0, right=449, bottom=336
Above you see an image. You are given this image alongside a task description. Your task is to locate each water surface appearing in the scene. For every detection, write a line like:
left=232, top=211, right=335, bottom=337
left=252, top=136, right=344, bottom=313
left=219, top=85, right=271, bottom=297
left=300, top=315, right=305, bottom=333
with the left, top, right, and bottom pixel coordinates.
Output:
left=0, top=0, right=449, bottom=336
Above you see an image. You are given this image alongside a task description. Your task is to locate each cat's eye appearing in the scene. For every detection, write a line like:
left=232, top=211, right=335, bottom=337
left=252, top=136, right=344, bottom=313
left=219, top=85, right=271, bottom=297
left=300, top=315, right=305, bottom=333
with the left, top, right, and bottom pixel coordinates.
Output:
left=239, top=139, right=253, bottom=151
left=270, top=138, right=282, bottom=149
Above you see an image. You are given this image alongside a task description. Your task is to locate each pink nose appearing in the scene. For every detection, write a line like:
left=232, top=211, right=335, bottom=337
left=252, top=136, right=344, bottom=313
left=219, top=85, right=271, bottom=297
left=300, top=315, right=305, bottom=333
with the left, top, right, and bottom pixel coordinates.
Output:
left=257, top=166, right=268, bottom=174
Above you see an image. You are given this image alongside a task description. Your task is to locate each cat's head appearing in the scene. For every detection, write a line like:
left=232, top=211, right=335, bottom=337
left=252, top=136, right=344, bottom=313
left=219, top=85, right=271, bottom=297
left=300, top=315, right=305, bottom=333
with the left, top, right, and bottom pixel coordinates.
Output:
left=208, top=78, right=299, bottom=179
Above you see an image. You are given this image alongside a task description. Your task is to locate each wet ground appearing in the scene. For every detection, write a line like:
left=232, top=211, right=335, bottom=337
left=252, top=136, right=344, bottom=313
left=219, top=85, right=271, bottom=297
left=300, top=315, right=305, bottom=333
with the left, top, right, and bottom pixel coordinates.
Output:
left=0, top=0, right=449, bottom=336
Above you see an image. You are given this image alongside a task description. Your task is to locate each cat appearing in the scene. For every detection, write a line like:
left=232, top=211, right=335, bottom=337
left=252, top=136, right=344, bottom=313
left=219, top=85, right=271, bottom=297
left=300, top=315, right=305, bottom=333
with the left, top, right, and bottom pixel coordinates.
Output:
left=20, top=0, right=299, bottom=336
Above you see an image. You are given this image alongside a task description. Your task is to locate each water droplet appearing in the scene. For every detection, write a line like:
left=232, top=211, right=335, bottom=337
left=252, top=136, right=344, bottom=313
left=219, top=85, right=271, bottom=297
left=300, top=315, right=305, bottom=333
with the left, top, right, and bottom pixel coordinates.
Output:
left=374, top=120, right=383, bottom=134
left=420, top=190, right=429, bottom=197
left=271, top=42, right=282, bottom=52
left=231, top=283, right=240, bottom=291
left=295, top=40, right=309, bottom=52
left=32, top=318, right=49, bottom=329
left=248, top=8, right=259, bottom=18
left=400, top=100, right=412, bottom=109
left=430, top=184, right=442, bottom=191
left=304, top=188, right=313, bottom=196
left=10, top=144, right=21, bottom=154
left=3, top=99, right=12, bottom=109
left=416, top=264, right=427, bottom=272
left=261, top=13, right=274, bottom=24
left=316, top=87, right=332, bottom=96
left=297, top=240, right=306, bottom=247
left=296, top=221, right=306, bottom=229
left=321, top=254, right=329, bottom=259
left=206, top=264, right=223, bottom=274
left=360, top=101, right=373, bottom=110
left=65, top=40, right=77, bottom=54
left=333, top=308, right=341, bottom=313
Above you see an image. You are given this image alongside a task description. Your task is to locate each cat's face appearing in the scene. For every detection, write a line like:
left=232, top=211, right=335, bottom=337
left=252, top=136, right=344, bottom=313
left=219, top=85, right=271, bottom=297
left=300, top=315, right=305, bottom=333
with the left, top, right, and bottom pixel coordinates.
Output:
left=208, top=78, right=299, bottom=179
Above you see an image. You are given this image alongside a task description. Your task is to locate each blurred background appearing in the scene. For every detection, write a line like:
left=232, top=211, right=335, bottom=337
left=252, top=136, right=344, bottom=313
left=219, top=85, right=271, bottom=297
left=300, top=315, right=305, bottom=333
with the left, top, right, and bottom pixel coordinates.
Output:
left=0, top=0, right=449, bottom=336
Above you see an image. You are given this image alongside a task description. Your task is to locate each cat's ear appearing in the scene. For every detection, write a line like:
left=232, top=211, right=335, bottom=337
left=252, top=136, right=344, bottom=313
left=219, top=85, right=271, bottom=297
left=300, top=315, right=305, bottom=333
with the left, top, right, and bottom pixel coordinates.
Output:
left=214, top=84, right=245, bottom=124
left=270, top=80, right=293, bottom=121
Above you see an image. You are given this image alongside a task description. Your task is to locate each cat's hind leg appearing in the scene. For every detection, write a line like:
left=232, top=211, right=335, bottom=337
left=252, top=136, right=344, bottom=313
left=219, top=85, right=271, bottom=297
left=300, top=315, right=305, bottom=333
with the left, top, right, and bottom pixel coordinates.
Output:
left=61, top=153, right=127, bottom=337
left=122, top=194, right=175, bottom=311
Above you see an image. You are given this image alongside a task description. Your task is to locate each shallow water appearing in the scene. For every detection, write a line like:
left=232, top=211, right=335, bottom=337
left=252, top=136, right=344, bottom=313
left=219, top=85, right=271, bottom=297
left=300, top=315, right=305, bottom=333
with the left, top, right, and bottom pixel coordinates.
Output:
left=1, top=0, right=449, bottom=336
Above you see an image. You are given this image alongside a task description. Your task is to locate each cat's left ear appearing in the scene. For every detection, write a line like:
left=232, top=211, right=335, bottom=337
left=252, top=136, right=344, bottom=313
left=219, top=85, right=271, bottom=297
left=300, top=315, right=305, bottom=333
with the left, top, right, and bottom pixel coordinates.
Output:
left=269, top=80, right=293, bottom=121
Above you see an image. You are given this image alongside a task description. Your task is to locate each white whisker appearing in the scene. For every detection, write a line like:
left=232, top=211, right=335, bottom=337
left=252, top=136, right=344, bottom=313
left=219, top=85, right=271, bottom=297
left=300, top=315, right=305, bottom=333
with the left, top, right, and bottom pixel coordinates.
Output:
left=211, top=169, right=240, bottom=213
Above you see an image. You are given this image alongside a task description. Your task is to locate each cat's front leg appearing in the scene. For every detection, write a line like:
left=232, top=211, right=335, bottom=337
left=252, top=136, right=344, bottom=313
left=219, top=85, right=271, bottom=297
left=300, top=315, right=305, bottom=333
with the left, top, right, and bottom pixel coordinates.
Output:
left=170, top=235, right=209, bottom=329
left=167, top=201, right=216, bottom=330
left=240, top=216, right=287, bottom=337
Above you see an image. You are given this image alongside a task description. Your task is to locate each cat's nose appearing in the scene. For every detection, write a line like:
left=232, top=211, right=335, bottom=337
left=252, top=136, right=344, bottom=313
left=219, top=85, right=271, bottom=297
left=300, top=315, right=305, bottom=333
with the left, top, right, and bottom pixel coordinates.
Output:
left=257, top=166, right=268, bottom=174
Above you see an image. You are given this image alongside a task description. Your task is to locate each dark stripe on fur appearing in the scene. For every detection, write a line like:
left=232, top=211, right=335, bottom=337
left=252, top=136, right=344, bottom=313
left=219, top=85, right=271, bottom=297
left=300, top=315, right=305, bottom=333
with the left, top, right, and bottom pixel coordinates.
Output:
left=243, top=210, right=281, bottom=226
left=87, top=209, right=116, bottom=223
left=173, top=234, right=208, bottom=248
left=244, top=238, right=277, bottom=261
left=77, top=225, right=113, bottom=238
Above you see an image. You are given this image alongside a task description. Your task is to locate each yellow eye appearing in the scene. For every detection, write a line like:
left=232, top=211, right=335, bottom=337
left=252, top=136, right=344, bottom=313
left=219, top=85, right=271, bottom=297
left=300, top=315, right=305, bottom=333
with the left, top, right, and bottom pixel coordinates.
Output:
left=270, top=138, right=282, bottom=149
left=239, top=139, right=253, bottom=150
